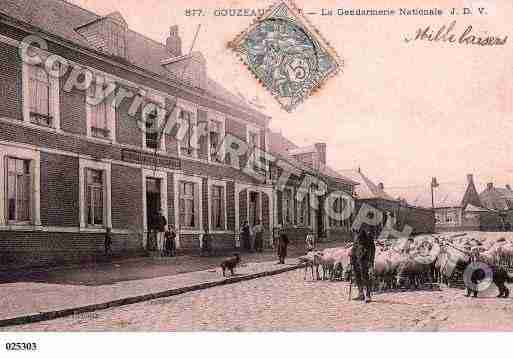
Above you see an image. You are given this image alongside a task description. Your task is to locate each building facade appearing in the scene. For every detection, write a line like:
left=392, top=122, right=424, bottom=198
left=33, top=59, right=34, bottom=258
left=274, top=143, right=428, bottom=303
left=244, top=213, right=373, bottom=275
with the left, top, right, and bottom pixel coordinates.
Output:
left=268, top=132, right=357, bottom=243
left=0, top=1, right=275, bottom=269
left=434, top=174, right=510, bottom=232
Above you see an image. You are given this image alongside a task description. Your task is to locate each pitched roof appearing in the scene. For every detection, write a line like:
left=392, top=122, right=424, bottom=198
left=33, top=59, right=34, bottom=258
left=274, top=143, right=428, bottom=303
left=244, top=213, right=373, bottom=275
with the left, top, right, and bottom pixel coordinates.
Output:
left=337, top=169, right=394, bottom=200
left=461, top=179, right=484, bottom=208
left=268, top=131, right=357, bottom=186
left=0, top=0, right=267, bottom=121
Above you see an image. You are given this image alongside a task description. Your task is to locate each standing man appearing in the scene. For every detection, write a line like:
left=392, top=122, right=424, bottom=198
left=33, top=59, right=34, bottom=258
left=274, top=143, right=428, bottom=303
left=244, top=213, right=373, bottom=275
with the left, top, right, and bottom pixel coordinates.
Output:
left=253, top=220, right=264, bottom=252
left=350, top=229, right=376, bottom=303
left=240, top=221, right=251, bottom=252
left=104, top=227, right=113, bottom=257
left=277, top=228, right=289, bottom=264
left=201, top=228, right=212, bottom=257
left=154, top=209, right=167, bottom=256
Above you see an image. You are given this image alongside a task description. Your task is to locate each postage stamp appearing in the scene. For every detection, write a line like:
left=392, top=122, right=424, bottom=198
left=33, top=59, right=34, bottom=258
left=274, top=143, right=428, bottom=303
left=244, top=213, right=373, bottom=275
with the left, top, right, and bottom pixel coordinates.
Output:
left=229, top=0, right=342, bottom=112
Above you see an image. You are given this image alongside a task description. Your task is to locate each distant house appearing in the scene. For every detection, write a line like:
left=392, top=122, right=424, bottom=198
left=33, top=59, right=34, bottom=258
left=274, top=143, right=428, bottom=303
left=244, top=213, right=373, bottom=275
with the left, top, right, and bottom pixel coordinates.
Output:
left=479, top=183, right=513, bottom=231
left=434, top=174, right=509, bottom=232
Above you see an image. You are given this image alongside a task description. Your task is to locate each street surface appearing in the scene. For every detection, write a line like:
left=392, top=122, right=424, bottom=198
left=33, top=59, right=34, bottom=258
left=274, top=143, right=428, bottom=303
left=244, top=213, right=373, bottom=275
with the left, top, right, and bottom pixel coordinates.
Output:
left=5, top=269, right=512, bottom=331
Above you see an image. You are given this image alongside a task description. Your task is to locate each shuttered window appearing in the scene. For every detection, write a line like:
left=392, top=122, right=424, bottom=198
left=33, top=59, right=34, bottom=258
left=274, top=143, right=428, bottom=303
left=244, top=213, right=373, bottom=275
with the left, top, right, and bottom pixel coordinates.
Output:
left=179, top=110, right=194, bottom=156
left=211, top=185, right=225, bottom=230
left=28, top=66, right=52, bottom=127
left=180, top=181, right=198, bottom=228
left=6, top=158, right=31, bottom=222
left=86, top=169, right=104, bottom=226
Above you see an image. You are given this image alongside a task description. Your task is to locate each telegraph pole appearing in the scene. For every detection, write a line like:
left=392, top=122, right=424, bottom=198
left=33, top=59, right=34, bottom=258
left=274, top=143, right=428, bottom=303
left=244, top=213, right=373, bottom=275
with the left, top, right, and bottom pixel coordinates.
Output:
left=431, top=177, right=439, bottom=209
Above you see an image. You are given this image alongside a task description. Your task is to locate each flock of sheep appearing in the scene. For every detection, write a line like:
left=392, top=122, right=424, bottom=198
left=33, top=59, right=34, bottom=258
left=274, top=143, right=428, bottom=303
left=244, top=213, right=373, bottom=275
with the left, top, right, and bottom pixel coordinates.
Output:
left=298, top=232, right=513, bottom=291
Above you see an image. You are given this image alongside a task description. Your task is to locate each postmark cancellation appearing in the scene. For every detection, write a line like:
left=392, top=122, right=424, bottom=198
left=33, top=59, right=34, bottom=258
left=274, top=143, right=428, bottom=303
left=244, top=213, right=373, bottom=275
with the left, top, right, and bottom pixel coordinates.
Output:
left=230, top=0, right=342, bottom=112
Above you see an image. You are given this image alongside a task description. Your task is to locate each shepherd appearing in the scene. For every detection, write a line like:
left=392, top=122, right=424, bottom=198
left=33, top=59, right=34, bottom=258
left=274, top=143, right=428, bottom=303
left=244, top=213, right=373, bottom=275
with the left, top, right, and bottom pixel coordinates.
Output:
left=351, top=229, right=376, bottom=303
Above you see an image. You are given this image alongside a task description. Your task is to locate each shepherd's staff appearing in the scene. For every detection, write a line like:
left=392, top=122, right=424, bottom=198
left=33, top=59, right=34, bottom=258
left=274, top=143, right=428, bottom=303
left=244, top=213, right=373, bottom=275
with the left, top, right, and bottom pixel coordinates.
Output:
left=348, top=264, right=353, bottom=301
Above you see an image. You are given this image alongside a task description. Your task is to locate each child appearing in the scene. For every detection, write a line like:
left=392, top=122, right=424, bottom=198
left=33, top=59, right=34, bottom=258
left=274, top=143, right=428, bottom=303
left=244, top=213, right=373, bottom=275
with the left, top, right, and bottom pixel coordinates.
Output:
left=305, top=232, right=315, bottom=254
left=104, top=227, right=113, bottom=257
left=165, top=226, right=176, bottom=257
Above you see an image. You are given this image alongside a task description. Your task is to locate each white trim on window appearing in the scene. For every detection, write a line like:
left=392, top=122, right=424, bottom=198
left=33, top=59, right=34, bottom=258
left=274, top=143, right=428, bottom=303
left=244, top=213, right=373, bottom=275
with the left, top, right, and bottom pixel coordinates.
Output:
left=141, top=92, right=166, bottom=152
left=175, top=173, right=202, bottom=231
left=176, top=98, right=198, bottom=159
left=86, top=74, right=116, bottom=142
left=0, top=144, right=41, bottom=227
left=79, top=158, right=112, bottom=229
left=22, top=62, right=60, bottom=130
left=207, top=111, right=226, bottom=163
left=246, top=123, right=261, bottom=149
left=208, top=179, right=227, bottom=232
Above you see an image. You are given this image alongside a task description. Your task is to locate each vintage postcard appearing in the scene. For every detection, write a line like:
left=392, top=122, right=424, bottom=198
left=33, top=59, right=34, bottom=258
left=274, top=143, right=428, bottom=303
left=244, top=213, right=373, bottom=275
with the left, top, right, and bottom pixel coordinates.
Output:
left=0, top=0, right=512, bottom=356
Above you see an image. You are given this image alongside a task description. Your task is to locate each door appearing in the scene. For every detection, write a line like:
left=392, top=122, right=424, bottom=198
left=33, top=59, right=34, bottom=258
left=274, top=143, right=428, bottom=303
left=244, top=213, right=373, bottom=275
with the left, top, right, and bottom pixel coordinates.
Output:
left=146, top=178, right=161, bottom=250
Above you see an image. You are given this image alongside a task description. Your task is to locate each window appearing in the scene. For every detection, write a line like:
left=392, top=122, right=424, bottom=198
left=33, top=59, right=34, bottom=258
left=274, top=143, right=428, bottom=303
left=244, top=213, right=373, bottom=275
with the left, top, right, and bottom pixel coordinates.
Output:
left=283, top=189, right=293, bottom=225
left=145, top=106, right=159, bottom=149
left=180, top=181, right=197, bottom=228
left=180, top=110, right=194, bottom=156
left=6, top=158, right=31, bottom=222
left=248, top=131, right=258, bottom=149
left=85, top=169, right=104, bottom=226
left=90, top=99, right=109, bottom=138
left=28, top=66, right=52, bottom=127
left=209, top=120, right=222, bottom=162
left=87, top=78, right=115, bottom=140
left=329, top=197, right=344, bottom=227
left=211, top=185, right=225, bottom=230
left=298, top=194, right=310, bottom=226
left=506, top=199, right=513, bottom=210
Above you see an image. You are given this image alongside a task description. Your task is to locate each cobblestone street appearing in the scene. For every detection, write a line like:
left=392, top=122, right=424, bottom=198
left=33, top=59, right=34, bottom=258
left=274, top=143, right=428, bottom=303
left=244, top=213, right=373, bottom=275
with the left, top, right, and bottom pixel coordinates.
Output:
left=6, top=269, right=512, bottom=331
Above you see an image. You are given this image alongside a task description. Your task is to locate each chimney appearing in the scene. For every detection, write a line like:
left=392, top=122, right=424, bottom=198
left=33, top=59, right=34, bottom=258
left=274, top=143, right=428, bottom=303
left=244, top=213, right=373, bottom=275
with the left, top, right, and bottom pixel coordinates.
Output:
left=378, top=183, right=384, bottom=191
left=467, top=174, right=474, bottom=184
left=314, top=142, right=326, bottom=165
left=487, top=182, right=494, bottom=190
left=166, top=25, right=182, bottom=57
left=506, top=184, right=512, bottom=191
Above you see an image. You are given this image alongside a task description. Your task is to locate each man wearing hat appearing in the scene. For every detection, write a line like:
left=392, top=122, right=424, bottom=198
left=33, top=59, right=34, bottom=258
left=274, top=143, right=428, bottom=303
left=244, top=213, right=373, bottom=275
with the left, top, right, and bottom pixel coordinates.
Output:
left=351, top=228, right=376, bottom=303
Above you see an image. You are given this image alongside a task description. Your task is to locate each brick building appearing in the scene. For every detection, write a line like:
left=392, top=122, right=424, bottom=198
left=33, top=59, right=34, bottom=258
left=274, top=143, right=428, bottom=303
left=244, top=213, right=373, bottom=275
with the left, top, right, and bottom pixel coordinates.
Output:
left=0, top=0, right=276, bottom=268
left=433, top=174, right=510, bottom=232
left=268, top=131, right=358, bottom=243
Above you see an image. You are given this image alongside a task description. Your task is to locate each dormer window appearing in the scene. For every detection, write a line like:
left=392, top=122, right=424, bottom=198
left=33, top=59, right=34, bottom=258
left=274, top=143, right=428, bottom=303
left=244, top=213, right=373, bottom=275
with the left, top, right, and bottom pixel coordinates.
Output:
left=75, top=12, right=128, bottom=59
left=107, top=21, right=127, bottom=58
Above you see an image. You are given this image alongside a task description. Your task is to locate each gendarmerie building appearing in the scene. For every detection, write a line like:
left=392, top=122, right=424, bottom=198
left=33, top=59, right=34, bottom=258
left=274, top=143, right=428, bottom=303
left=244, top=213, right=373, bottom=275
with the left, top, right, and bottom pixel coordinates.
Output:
left=0, top=0, right=279, bottom=268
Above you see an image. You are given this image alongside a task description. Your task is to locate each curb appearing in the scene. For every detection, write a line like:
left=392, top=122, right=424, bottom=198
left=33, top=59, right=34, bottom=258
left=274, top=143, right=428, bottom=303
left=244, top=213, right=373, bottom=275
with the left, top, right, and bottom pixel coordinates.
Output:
left=0, top=263, right=304, bottom=328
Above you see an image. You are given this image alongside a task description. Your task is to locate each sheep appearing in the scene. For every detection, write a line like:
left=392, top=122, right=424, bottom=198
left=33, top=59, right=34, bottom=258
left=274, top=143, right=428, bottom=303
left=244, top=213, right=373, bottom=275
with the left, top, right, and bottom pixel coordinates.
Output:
left=298, top=251, right=322, bottom=281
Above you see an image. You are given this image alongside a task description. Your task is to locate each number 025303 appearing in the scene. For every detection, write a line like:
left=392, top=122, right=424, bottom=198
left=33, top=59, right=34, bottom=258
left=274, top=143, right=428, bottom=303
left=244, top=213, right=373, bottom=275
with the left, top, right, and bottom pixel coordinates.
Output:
left=5, top=342, right=38, bottom=351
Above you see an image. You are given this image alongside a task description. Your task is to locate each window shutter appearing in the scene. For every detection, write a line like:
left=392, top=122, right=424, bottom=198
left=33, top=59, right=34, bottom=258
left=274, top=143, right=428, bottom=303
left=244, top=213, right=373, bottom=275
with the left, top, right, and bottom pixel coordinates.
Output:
left=277, top=191, right=283, bottom=225
left=221, top=187, right=225, bottom=229
left=194, top=182, right=200, bottom=228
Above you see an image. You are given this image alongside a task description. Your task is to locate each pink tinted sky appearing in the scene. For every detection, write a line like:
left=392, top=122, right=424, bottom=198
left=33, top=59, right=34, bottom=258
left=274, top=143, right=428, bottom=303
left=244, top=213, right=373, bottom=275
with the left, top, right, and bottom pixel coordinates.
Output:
left=70, top=0, right=513, bottom=201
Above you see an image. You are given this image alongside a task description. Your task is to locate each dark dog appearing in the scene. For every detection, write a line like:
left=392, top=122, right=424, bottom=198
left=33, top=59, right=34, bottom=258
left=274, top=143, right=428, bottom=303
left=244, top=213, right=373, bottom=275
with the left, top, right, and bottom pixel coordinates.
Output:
left=466, top=265, right=513, bottom=298
left=221, top=253, right=241, bottom=277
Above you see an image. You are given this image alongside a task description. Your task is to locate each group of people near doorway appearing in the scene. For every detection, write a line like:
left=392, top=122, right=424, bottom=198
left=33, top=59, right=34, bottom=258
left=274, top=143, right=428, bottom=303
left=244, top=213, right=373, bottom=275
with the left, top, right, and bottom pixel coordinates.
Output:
left=240, top=220, right=265, bottom=252
left=150, top=210, right=177, bottom=257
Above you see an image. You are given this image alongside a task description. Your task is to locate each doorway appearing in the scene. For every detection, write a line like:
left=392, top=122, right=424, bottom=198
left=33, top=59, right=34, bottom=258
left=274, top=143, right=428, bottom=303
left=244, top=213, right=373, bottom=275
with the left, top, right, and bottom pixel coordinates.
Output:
left=146, top=177, right=162, bottom=251
left=248, top=191, right=260, bottom=226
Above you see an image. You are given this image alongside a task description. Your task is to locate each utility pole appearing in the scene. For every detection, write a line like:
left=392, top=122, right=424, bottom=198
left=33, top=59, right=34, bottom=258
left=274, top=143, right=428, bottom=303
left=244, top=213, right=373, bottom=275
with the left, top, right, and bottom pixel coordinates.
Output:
left=431, top=177, right=439, bottom=209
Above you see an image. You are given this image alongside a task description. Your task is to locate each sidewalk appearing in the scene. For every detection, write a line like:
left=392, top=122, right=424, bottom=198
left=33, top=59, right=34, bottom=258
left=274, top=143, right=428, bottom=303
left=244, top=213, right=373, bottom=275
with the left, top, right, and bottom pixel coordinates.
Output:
left=0, top=241, right=343, bottom=328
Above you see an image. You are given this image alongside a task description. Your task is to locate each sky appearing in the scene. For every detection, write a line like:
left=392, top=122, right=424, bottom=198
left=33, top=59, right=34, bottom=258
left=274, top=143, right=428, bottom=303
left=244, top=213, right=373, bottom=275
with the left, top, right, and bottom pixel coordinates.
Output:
left=69, top=0, right=513, bottom=205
